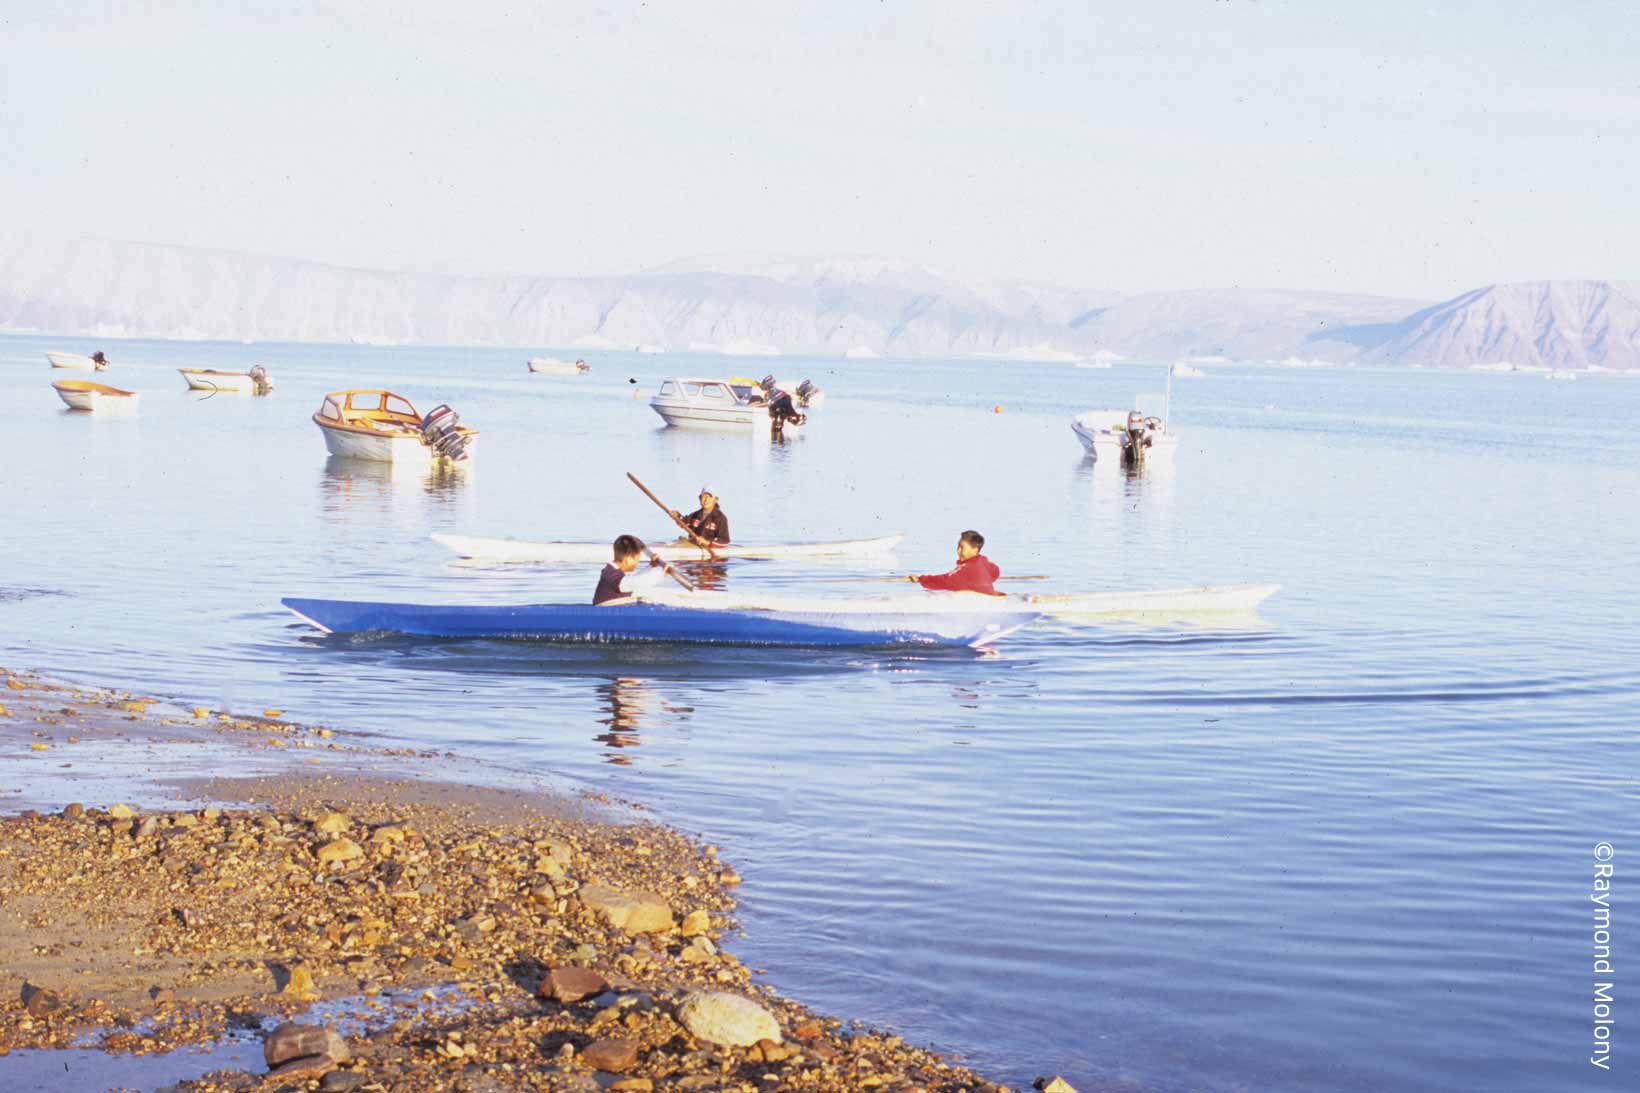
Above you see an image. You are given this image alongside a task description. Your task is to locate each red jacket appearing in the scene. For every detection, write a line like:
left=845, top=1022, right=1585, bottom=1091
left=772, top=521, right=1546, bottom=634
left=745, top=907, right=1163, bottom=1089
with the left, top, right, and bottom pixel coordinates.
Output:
left=917, top=554, right=1001, bottom=595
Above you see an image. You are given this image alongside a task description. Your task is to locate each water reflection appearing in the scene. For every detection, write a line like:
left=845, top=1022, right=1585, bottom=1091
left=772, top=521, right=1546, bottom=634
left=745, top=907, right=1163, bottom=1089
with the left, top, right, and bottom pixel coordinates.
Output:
left=318, top=455, right=469, bottom=515
left=593, top=676, right=660, bottom=763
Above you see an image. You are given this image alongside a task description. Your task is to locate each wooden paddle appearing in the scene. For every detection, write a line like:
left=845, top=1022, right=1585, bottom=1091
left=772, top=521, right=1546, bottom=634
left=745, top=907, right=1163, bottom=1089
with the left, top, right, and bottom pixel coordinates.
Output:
left=626, top=472, right=721, bottom=559
left=641, top=545, right=695, bottom=591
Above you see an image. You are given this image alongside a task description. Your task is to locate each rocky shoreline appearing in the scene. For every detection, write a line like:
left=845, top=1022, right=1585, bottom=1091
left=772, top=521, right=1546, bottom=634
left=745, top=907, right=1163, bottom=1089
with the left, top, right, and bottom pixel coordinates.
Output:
left=0, top=668, right=1071, bottom=1093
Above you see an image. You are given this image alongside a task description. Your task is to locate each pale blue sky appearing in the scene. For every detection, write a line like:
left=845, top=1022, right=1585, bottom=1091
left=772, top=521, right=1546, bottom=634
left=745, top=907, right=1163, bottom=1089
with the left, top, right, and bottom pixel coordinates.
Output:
left=2, top=1, right=1635, bottom=298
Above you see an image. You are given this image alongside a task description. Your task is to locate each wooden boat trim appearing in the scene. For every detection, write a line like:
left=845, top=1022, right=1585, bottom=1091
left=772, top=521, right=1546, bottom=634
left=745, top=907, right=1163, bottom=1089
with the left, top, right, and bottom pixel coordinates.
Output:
left=52, top=379, right=136, bottom=397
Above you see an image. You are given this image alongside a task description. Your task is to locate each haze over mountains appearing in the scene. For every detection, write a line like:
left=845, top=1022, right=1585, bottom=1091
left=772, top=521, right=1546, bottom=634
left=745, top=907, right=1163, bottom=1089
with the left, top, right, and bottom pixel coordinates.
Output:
left=1, top=237, right=1636, bottom=370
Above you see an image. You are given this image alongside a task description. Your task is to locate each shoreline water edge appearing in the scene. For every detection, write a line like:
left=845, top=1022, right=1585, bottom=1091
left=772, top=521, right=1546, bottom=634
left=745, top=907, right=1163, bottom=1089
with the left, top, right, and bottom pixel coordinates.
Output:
left=0, top=665, right=1073, bottom=1093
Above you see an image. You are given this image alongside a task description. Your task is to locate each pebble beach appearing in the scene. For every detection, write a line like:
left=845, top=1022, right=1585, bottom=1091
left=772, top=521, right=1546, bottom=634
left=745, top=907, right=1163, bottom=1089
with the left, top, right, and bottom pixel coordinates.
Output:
left=0, top=667, right=1055, bottom=1093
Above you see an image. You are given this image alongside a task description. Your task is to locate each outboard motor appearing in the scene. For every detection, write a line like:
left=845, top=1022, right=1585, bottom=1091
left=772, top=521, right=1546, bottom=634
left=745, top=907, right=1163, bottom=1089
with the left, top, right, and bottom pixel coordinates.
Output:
left=420, top=404, right=470, bottom=461
left=248, top=364, right=273, bottom=395
left=575, top=358, right=591, bottom=373
left=760, top=375, right=805, bottom=437
left=794, top=379, right=822, bottom=409
left=1119, top=410, right=1151, bottom=471
left=91, top=351, right=108, bottom=371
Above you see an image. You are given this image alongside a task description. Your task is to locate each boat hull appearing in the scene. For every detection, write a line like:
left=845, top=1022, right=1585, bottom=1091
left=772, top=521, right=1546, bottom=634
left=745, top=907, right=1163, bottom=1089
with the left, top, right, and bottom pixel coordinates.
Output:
left=282, top=597, right=1034, bottom=648
left=315, top=421, right=474, bottom=464
left=52, top=380, right=138, bottom=412
left=47, top=352, right=102, bottom=371
left=180, top=369, right=255, bottom=393
left=430, top=532, right=904, bottom=563
left=527, top=358, right=587, bottom=375
left=638, top=583, right=1279, bottom=620
left=649, top=400, right=783, bottom=431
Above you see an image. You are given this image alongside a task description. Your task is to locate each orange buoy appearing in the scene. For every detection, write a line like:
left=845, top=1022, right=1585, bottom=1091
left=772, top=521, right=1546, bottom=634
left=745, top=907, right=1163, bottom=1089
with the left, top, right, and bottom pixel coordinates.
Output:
left=993, top=405, right=1003, bottom=414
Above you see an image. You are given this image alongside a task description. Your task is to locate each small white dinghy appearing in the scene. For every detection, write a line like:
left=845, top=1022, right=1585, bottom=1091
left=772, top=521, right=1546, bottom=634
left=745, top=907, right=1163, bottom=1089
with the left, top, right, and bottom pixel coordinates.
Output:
left=432, top=531, right=904, bottom=563
left=527, top=357, right=591, bottom=375
left=47, top=351, right=108, bottom=371
left=180, top=366, right=272, bottom=394
left=52, top=379, right=139, bottom=413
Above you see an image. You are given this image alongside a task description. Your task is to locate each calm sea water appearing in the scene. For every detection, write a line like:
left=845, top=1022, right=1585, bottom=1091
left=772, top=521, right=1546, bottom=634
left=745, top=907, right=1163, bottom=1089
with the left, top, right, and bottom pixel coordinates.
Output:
left=3, top=334, right=1637, bottom=1091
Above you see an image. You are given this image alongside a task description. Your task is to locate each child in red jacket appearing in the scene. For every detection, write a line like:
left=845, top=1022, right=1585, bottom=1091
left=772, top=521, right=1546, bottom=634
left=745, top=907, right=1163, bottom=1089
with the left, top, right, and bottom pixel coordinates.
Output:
left=909, top=530, right=1002, bottom=595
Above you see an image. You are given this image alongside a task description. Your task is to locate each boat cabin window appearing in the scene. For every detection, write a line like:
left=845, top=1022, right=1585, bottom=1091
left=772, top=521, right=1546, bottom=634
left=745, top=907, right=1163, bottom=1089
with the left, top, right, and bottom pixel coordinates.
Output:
left=658, top=380, right=678, bottom=396
left=699, top=384, right=726, bottom=399
left=683, top=383, right=702, bottom=396
left=319, top=395, right=343, bottom=422
left=384, top=394, right=416, bottom=417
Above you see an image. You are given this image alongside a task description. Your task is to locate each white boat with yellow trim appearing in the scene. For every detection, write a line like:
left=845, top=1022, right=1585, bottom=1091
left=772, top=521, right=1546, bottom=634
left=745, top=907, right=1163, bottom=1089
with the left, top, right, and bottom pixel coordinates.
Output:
left=52, top=379, right=139, bottom=412
left=180, top=366, right=272, bottom=394
left=312, top=390, right=476, bottom=464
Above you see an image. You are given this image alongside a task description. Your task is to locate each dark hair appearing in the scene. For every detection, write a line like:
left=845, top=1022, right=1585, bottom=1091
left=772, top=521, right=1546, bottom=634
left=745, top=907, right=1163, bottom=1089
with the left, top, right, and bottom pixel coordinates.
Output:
left=959, top=529, right=985, bottom=551
left=613, top=534, right=645, bottom=560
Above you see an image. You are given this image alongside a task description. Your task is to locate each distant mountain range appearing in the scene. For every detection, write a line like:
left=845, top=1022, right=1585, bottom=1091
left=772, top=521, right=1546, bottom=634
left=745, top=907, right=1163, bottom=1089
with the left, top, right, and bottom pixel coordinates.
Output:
left=1, top=237, right=1635, bottom=370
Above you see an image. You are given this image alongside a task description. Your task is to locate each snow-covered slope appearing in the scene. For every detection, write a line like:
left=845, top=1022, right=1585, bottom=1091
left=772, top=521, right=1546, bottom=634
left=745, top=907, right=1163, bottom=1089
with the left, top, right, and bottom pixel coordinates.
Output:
left=1338, top=280, right=1640, bottom=371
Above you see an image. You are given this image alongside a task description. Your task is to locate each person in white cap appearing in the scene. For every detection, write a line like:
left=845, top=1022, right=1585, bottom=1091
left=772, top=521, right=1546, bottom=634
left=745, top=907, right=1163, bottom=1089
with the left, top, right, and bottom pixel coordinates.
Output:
left=671, top=487, right=730, bottom=546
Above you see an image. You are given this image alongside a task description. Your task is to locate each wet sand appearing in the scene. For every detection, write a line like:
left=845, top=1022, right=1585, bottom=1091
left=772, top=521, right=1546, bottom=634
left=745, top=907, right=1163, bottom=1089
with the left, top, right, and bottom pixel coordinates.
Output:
left=0, top=667, right=1044, bottom=1093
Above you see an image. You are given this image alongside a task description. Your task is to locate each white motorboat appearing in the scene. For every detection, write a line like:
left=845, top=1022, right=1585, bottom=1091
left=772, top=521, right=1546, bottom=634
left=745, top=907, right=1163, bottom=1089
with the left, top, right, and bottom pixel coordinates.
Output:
left=312, top=390, right=476, bottom=464
left=47, top=351, right=108, bottom=371
left=649, top=376, right=823, bottom=432
left=179, top=366, right=272, bottom=394
left=636, top=583, right=1278, bottom=621
left=431, top=531, right=904, bottom=563
left=527, top=357, right=591, bottom=375
left=52, top=379, right=138, bottom=412
left=1071, top=404, right=1177, bottom=462
left=1072, top=366, right=1178, bottom=464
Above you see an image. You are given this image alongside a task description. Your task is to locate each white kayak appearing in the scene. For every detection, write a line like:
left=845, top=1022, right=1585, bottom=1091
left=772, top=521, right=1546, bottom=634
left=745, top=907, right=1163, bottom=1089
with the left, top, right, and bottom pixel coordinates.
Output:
left=636, top=583, right=1279, bottom=620
left=431, top=532, right=905, bottom=563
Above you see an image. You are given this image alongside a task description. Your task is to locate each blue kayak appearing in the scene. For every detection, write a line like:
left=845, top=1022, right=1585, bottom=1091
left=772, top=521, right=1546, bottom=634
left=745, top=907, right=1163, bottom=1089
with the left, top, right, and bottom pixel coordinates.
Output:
left=282, top=597, right=1038, bottom=649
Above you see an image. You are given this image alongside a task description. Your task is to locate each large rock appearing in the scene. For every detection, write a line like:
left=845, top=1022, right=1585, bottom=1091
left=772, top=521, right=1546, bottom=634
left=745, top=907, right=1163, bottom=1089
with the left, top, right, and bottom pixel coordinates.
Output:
left=577, top=884, right=674, bottom=934
left=580, top=1037, right=639, bottom=1072
left=264, top=1022, right=349, bottom=1067
left=316, top=837, right=364, bottom=866
left=541, top=965, right=609, bottom=1003
left=676, top=991, right=781, bottom=1047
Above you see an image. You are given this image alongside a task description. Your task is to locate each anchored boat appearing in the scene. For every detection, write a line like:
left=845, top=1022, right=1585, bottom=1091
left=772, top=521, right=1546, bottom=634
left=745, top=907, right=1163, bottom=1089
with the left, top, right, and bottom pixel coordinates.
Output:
left=180, top=366, right=273, bottom=394
left=47, top=351, right=108, bottom=371
left=649, top=376, right=823, bottom=433
left=282, top=597, right=1035, bottom=649
left=430, top=531, right=903, bottom=563
left=527, top=357, right=591, bottom=375
left=51, top=379, right=138, bottom=412
left=312, top=390, right=476, bottom=464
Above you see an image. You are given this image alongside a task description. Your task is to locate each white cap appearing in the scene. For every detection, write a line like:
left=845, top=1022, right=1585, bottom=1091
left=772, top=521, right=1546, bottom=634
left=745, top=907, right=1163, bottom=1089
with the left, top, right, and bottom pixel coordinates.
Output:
left=699, top=485, right=715, bottom=496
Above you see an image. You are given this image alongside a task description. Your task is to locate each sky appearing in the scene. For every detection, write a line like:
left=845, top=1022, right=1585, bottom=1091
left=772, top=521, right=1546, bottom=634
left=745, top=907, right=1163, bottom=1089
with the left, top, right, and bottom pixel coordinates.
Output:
left=2, top=0, right=1636, bottom=299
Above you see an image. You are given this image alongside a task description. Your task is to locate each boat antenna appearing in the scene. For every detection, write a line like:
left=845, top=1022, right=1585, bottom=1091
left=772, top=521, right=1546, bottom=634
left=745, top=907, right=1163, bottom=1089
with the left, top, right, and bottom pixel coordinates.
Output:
left=1165, top=363, right=1174, bottom=423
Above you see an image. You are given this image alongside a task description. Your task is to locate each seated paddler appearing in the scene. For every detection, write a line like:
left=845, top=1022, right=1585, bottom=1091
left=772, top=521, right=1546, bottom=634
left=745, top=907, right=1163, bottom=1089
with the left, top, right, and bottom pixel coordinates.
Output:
left=670, top=486, right=730, bottom=546
left=593, top=535, right=672, bottom=604
left=907, top=529, right=1002, bottom=596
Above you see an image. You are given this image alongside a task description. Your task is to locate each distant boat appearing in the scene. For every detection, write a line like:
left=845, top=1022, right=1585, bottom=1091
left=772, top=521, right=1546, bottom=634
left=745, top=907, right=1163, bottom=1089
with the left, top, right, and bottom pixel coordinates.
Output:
left=527, top=357, right=590, bottom=375
left=313, top=390, right=476, bottom=464
left=47, top=351, right=108, bottom=371
left=650, top=376, right=823, bottom=432
left=1546, top=370, right=1579, bottom=381
left=1172, top=364, right=1206, bottom=377
left=179, top=366, right=272, bottom=394
left=52, top=379, right=138, bottom=412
